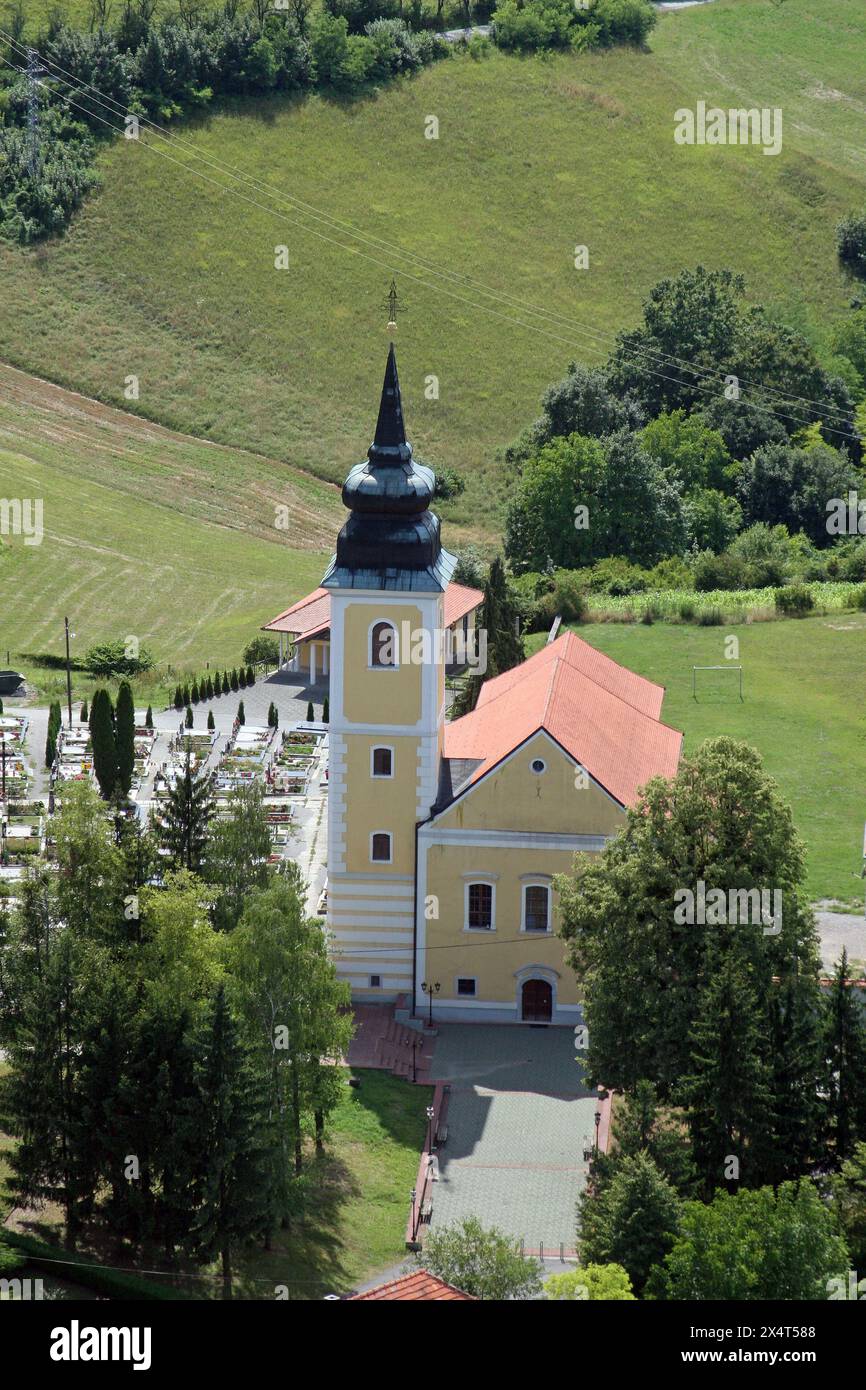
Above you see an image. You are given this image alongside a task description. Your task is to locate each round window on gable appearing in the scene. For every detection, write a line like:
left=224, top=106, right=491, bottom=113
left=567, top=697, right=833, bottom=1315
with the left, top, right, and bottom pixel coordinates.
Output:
left=530, top=758, right=546, bottom=775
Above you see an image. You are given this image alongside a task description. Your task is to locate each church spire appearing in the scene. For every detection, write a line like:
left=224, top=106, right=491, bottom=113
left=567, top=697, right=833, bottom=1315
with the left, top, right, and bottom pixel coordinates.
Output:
left=369, top=343, right=409, bottom=465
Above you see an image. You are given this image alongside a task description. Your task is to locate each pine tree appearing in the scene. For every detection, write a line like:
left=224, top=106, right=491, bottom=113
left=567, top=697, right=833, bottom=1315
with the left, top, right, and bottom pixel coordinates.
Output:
left=237, top=701, right=245, bottom=726
left=676, top=952, right=776, bottom=1192
left=186, top=985, right=269, bottom=1298
left=115, top=680, right=136, bottom=798
left=80, top=700, right=88, bottom=723
left=145, top=705, right=154, bottom=729
left=222, top=671, right=230, bottom=696
left=207, top=710, right=215, bottom=731
left=245, top=664, right=254, bottom=687
left=767, top=976, right=823, bottom=1181
left=823, top=949, right=866, bottom=1162
left=174, top=685, right=183, bottom=711
left=90, top=688, right=118, bottom=799
left=306, top=701, right=314, bottom=722
left=322, top=696, right=329, bottom=724
left=185, top=705, right=194, bottom=729
left=162, top=750, right=213, bottom=871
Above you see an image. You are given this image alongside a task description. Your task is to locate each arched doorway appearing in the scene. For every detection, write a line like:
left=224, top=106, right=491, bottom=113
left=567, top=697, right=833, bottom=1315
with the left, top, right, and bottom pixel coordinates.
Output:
left=521, top=978, right=552, bottom=1023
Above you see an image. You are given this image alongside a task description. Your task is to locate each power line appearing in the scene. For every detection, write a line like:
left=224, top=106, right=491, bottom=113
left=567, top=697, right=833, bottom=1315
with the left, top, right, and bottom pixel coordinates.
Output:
left=0, top=29, right=858, bottom=440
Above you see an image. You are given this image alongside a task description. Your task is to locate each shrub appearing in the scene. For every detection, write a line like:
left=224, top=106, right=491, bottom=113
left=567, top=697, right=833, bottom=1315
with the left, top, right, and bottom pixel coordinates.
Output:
left=692, top=550, right=746, bottom=593
left=591, top=0, right=656, bottom=48
left=237, top=700, right=245, bottom=726
left=185, top=704, right=194, bottom=728
left=80, top=700, right=88, bottom=722
left=174, top=685, right=183, bottom=710
left=207, top=709, right=215, bottom=730
left=836, top=210, right=866, bottom=278
left=306, top=700, right=314, bottom=721
left=697, top=607, right=723, bottom=626
left=222, top=671, right=230, bottom=696
left=243, top=636, right=279, bottom=667
left=774, top=584, right=815, bottom=617
left=853, top=586, right=866, bottom=611
left=83, top=638, right=154, bottom=678
left=678, top=600, right=696, bottom=623
left=323, top=696, right=330, bottom=723
left=245, top=664, right=255, bottom=686
left=492, top=0, right=583, bottom=53
left=206, top=676, right=214, bottom=699
left=145, top=705, right=154, bottom=728
left=238, top=666, right=247, bottom=689
left=230, top=669, right=239, bottom=693
left=191, top=680, right=200, bottom=704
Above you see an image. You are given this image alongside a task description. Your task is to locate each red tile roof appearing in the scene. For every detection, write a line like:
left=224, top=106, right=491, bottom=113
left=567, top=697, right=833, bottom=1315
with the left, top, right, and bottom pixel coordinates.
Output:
left=348, top=1271, right=475, bottom=1301
left=444, top=630, right=681, bottom=808
left=262, top=582, right=483, bottom=642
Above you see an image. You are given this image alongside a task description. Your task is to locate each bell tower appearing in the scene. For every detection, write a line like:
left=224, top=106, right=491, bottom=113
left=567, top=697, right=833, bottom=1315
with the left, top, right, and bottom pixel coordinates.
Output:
left=322, top=345, right=455, bottom=1000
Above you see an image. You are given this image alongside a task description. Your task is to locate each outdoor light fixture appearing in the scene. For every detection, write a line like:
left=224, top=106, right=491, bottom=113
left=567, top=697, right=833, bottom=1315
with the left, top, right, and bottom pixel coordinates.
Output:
left=421, top=979, right=440, bottom=1027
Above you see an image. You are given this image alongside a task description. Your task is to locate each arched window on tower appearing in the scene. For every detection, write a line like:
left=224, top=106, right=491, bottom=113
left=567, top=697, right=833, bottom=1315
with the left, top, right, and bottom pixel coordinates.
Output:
left=370, top=621, right=398, bottom=668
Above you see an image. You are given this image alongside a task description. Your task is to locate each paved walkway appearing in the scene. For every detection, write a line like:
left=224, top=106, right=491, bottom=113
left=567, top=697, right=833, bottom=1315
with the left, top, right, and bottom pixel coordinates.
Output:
left=427, top=1024, right=596, bottom=1255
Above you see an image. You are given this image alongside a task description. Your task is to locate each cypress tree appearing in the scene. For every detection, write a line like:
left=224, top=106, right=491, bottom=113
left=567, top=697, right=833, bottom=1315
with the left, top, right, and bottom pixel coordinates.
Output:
left=245, top=664, right=254, bottom=687
left=185, top=705, right=194, bottom=729
left=230, top=669, right=239, bottom=693
left=189, top=680, right=198, bottom=705
left=453, top=556, right=523, bottom=715
left=322, top=696, right=329, bottom=724
left=174, top=685, right=183, bottom=711
left=80, top=700, right=88, bottom=723
left=238, top=667, right=247, bottom=690
left=182, top=684, right=191, bottom=708
left=207, top=710, right=215, bottom=731
left=145, top=705, right=154, bottom=729
left=206, top=676, right=214, bottom=700
left=222, top=672, right=230, bottom=696
left=237, top=701, right=245, bottom=726
left=90, top=689, right=118, bottom=799
left=306, top=701, right=314, bottom=722
left=115, top=680, right=136, bottom=798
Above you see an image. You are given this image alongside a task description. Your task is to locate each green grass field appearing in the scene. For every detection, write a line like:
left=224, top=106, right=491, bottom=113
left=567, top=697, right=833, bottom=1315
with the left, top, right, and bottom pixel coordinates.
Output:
left=1, top=0, right=864, bottom=533
left=0, top=362, right=342, bottom=671
left=528, top=612, right=866, bottom=904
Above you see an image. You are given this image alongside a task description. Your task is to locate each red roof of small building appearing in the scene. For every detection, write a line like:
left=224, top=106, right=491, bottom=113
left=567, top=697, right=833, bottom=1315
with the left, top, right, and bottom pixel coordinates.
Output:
left=348, top=1271, right=475, bottom=1301
left=444, top=630, right=681, bottom=808
left=262, top=582, right=483, bottom=642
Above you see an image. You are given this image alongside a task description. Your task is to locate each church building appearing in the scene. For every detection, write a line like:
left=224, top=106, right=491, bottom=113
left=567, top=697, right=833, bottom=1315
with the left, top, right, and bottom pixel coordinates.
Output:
left=320, top=346, right=682, bottom=1025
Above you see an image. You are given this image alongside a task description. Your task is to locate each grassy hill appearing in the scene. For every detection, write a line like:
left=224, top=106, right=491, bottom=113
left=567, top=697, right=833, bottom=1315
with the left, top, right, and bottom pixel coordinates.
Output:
left=527, top=612, right=866, bottom=904
left=0, top=362, right=343, bottom=672
left=1, top=0, right=864, bottom=533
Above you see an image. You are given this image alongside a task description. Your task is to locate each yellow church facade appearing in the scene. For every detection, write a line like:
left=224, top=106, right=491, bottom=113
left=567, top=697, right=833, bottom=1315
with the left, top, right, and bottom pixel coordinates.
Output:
left=322, top=346, right=682, bottom=1025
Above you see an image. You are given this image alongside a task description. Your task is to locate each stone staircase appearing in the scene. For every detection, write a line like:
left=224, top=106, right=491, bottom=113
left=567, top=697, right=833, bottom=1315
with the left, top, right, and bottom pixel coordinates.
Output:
left=347, top=1002, right=435, bottom=1083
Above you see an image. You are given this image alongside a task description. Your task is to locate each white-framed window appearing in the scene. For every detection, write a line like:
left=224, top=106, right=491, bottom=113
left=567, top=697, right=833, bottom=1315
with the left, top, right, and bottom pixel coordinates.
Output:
left=456, top=977, right=477, bottom=997
left=369, top=974, right=382, bottom=989
left=370, top=831, right=392, bottom=863
left=369, top=620, right=398, bottom=669
left=371, top=745, right=394, bottom=778
left=522, top=881, right=552, bottom=933
left=465, top=880, right=495, bottom=931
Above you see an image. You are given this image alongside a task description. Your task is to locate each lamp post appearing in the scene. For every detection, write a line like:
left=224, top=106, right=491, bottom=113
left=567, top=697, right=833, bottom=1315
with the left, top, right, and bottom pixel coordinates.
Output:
left=421, top=979, right=440, bottom=1028
left=410, top=1187, right=417, bottom=1242
left=594, top=1106, right=601, bottom=1154
left=426, top=1104, right=435, bottom=1155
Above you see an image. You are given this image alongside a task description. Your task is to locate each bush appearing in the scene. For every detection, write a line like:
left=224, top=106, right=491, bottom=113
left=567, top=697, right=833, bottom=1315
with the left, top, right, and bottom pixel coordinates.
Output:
left=678, top=600, right=696, bottom=623
left=853, top=586, right=866, bottom=611
left=493, top=0, right=586, bottom=53
left=697, top=606, right=723, bottom=626
left=243, top=636, right=279, bottom=667
left=0, top=115, right=100, bottom=244
left=837, top=210, right=866, bottom=278
left=245, top=664, right=255, bottom=686
left=692, top=550, right=746, bottom=593
left=83, top=639, right=154, bottom=678
left=774, top=584, right=815, bottom=617
left=591, top=0, right=656, bottom=47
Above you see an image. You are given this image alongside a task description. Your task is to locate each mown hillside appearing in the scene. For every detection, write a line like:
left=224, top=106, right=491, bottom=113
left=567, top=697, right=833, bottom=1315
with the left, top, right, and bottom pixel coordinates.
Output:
left=1, top=0, right=864, bottom=533
left=0, top=362, right=343, bottom=665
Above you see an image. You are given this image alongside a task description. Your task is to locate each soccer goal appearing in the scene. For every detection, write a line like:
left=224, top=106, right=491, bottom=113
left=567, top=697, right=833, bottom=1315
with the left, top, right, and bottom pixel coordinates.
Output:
left=692, top=665, right=744, bottom=701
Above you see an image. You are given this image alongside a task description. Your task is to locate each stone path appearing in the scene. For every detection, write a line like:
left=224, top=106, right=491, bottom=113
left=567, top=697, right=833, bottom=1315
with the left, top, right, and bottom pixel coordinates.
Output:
left=427, top=1024, right=596, bottom=1255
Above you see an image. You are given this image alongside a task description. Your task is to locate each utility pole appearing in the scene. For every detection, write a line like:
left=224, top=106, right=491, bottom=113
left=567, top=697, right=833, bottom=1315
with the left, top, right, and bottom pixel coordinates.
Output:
left=26, top=48, right=46, bottom=177
left=64, top=616, right=73, bottom=728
